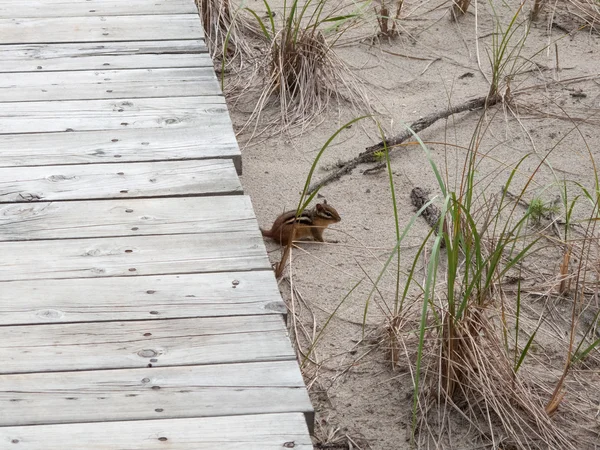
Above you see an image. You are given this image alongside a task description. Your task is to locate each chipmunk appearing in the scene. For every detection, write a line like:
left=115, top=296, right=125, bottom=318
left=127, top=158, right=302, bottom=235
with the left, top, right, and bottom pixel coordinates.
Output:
left=261, top=200, right=341, bottom=246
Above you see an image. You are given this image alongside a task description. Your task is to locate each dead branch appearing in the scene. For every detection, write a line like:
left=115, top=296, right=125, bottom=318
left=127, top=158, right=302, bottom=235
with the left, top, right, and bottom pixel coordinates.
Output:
left=410, top=187, right=446, bottom=248
left=307, top=94, right=500, bottom=194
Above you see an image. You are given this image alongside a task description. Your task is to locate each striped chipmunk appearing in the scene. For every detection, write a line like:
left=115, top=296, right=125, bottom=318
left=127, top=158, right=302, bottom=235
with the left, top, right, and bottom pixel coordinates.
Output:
left=261, top=200, right=341, bottom=246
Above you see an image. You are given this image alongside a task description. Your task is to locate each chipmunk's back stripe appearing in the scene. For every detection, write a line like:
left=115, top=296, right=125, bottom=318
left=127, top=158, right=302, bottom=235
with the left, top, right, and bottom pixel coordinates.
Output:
left=283, top=215, right=312, bottom=226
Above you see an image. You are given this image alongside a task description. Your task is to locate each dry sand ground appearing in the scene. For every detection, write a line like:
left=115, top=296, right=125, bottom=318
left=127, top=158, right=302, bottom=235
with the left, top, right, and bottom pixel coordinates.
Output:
left=222, top=1, right=600, bottom=448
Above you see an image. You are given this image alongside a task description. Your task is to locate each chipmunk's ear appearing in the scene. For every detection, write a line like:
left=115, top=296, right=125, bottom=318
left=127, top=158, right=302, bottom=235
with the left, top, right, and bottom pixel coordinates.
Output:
left=323, top=199, right=328, bottom=205
left=316, top=203, right=324, bottom=212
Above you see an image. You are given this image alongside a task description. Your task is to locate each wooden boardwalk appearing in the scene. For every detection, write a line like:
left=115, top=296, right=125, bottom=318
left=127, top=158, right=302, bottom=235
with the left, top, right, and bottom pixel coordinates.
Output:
left=0, top=1, right=313, bottom=448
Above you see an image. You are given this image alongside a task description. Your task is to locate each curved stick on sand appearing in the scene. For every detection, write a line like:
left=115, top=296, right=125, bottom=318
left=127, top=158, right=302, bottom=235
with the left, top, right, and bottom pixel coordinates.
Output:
left=307, top=94, right=501, bottom=194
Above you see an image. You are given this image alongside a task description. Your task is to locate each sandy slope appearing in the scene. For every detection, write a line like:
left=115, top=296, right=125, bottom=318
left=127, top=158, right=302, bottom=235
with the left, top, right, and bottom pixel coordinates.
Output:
left=228, top=1, right=600, bottom=448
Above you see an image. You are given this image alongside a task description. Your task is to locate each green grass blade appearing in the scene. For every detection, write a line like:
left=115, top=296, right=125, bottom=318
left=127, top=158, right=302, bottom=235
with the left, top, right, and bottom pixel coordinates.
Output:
left=361, top=197, right=439, bottom=332
left=514, top=327, right=539, bottom=373
left=398, top=120, right=447, bottom=197
left=302, top=279, right=363, bottom=367
left=245, top=7, right=272, bottom=39
left=261, top=0, right=276, bottom=34
left=297, top=116, right=370, bottom=214
left=572, top=338, right=600, bottom=364
left=379, top=122, right=402, bottom=313
left=412, top=231, right=444, bottom=441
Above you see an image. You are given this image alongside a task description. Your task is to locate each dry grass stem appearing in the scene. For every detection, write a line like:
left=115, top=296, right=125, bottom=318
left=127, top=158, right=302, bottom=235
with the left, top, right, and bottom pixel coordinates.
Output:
left=375, top=0, right=404, bottom=38
left=196, top=0, right=255, bottom=63
left=558, top=245, right=572, bottom=296
left=530, top=0, right=545, bottom=21
left=549, top=0, right=600, bottom=31
left=452, top=0, right=472, bottom=17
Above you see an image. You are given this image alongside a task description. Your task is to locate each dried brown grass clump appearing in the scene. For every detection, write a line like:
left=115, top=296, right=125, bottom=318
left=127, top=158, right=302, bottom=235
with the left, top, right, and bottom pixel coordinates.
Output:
left=419, top=309, right=575, bottom=449
left=271, top=28, right=331, bottom=106
left=375, top=0, right=404, bottom=38
left=562, top=0, right=600, bottom=31
left=195, top=0, right=253, bottom=63
left=534, top=0, right=600, bottom=31
left=242, top=23, right=370, bottom=132
left=197, top=0, right=371, bottom=132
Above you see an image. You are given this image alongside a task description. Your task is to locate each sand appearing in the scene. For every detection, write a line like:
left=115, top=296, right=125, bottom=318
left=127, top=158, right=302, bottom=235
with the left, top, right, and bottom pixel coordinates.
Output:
left=225, top=1, right=600, bottom=448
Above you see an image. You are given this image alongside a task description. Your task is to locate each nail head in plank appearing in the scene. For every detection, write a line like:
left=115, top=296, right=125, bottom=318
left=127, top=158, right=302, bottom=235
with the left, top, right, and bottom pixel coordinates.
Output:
left=0, top=0, right=197, bottom=18
left=0, top=159, right=241, bottom=203
left=0, top=315, right=294, bottom=374
left=0, top=232, right=271, bottom=281
left=0, top=361, right=314, bottom=427
left=0, top=68, right=221, bottom=102
left=0, top=196, right=255, bottom=241
left=0, top=97, right=227, bottom=134
left=0, top=41, right=208, bottom=74
left=0, top=15, right=204, bottom=45
left=0, top=413, right=313, bottom=450
left=0, top=127, right=240, bottom=174
left=0, top=271, right=285, bottom=326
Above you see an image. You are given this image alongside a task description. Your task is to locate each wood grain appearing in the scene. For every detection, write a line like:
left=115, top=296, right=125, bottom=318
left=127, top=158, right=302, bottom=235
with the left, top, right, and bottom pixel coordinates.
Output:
left=0, top=196, right=255, bottom=241
left=0, top=231, right=270, bottom=281
left=0, top=315, right=293, bottom=374
left=0, top=0, right=197, bottom=18
left=0, top=15, right=203, bottom=44
left=0, top=97, right=227, bottom=134
left=0, top=361, right=314, bottom=426
left=0, top=127, right=240, bottom=173
left=0, top=68, right=220, bottom=102
left=0, top=1, right=314, bottom=444
left=0, top=413, right=313, bottom=450
left=0, top=41, right=208, bottom=73
left=0, top=159, right=241, bottom=203
left=0, top=271, right=285, bottom=325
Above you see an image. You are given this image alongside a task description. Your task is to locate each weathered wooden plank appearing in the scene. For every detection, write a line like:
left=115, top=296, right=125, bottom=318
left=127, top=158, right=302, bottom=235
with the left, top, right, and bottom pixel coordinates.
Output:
left=0, top=361, right=314, bottom=426
left=0, top=413, right=313, bottom=450
left=0, top=15, right=203, bottom=44
left=0, top=127, right=240, bottom=173
left=0, top=159, right=241, bottom=203
left=0, top=315, right=293, bottom=374
left=0, top=97, right=226, bottom=134
left=0, top=0, right=197, bottom=18
left=0, top=41, right=208, bottom=74
left=0, top=231, right=270, bottom=281
left=0, top=130, right=239, bottom=172
left=0, top=131, right=240, bottom=172
left=0, top=68, right=220, bottom=102
left=0, top=196, right=255, bottom=241
left=0, top=271, right=285, bottom=325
